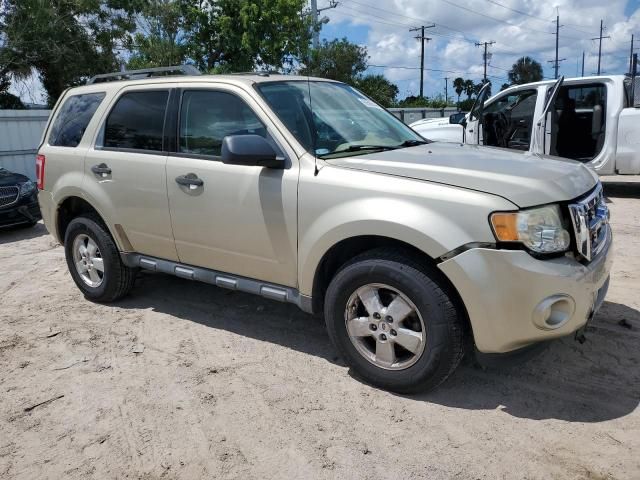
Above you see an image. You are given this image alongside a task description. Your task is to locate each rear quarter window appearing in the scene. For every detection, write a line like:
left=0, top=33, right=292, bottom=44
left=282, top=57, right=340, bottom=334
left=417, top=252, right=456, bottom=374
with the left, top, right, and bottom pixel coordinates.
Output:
left=48, top=92, right=106, bottom=147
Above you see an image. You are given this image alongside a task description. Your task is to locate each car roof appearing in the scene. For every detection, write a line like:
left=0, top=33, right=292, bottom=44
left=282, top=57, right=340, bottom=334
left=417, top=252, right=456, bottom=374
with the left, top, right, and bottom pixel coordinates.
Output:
left=501, top=74, right=626, bottom=91
left=64, top=74, right=339, bottom=96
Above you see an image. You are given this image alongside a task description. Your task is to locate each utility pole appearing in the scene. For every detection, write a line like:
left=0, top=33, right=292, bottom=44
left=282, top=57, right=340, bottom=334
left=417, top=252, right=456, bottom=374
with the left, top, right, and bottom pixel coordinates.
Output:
left=547, top=58, right=566, bottom=78
left=444, top=77, right=448, bottom=104
left=631, top=35, right=635, bottom=75
left=475, top=41, right=496, bottom=83
left=581, top=51, right=585, bottom=77
left=310, top=0, right=338, bottom=49
left=592, top=20, right=610, bottom=75
left=410, top=25, right=435, bottom=98
left=552, top=15, right=563, bottom=79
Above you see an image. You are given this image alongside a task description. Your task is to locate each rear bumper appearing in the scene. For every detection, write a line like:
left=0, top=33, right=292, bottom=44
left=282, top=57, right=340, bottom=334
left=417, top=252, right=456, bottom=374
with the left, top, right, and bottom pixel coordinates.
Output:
left=37, top=190, right=58, bottom=240
left=438, top=226, right=613, bottom=353
left=0, top=194, right=41, bottom=228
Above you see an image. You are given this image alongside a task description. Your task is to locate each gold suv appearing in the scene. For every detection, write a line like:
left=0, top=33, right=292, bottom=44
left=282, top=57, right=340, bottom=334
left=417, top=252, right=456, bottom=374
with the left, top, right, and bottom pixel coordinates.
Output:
left=37, top=67, right=612, bottom=392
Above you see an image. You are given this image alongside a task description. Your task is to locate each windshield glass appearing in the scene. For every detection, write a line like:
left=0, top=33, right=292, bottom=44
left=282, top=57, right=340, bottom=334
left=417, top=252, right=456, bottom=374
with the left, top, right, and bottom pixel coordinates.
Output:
left=256, top=81, right=425, bottom=158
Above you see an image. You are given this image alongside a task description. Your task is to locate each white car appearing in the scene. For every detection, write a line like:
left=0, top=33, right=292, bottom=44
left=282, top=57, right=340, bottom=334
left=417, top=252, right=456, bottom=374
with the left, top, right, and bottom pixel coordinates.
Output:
left=410, top=75, right=640, bottom=175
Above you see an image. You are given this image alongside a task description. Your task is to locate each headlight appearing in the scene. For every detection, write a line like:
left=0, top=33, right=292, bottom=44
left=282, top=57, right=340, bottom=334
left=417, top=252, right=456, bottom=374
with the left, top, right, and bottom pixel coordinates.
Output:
left=19, top=180, right=37, bottom=197
left=490, top=204, right=571, bottom=254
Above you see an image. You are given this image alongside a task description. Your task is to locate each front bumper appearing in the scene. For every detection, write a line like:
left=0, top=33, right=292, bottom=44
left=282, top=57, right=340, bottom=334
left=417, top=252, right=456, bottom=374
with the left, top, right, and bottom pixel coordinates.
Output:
left=438, top=226, right=613, bottom=353
left=0, top=193, right=41, bottom=228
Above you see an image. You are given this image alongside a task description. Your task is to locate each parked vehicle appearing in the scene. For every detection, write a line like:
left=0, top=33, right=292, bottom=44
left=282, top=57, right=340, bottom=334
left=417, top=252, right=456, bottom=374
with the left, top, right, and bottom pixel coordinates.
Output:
left=37, top=67, right=612, bottom=392
left=0, top=167, right=41, bottom=228
left=408, top=112, right=467, bottom=142
left=410, top=75, right=640, bottom=175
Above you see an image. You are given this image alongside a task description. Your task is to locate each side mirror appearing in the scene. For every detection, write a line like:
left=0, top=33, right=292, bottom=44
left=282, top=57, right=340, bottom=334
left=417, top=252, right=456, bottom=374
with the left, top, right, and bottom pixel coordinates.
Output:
left=449, top=114, right=458, bottom=124
left=221, top=135, right=284, bottom=169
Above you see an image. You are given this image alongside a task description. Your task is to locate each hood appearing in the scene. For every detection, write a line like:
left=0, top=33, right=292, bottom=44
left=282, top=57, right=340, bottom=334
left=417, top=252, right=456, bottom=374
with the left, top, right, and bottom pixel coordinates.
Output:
left=325, top=143, right=597, bottom=208
left=0, top=168, right=29, bottom=187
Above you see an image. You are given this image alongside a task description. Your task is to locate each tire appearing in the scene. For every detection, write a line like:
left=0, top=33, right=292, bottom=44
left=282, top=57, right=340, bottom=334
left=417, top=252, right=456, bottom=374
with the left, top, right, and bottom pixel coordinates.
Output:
left=64, top=214, right=137, bottom=302
left=324, top=248, right=464, bottom=393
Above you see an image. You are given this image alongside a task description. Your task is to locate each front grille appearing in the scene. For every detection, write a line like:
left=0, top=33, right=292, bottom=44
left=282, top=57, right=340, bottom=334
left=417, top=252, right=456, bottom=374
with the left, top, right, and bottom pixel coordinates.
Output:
left=568, top=183, right=609, bottom=261
left=0, top=186, right=19, bottom=208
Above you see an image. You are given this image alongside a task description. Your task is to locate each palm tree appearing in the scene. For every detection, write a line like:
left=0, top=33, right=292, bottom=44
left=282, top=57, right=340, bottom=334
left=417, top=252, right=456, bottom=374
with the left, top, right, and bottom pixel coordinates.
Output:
left=508, top=56, right=543, bottom=85
left=463, top=79, right=475, bottom=99
left=453, top=77, right=465, bottom=104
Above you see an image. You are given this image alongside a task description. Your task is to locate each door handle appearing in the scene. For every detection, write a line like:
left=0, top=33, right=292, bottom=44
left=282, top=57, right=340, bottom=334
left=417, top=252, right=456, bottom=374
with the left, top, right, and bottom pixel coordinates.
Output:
left=175, top=173, right=204, bottom=190
left=91, top=163, right=112, bottom=177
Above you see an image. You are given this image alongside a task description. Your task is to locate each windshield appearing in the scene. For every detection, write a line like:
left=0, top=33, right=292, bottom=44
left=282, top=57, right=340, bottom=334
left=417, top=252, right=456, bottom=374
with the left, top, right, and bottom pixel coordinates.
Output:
left=256, top=81, right=426, bottom=158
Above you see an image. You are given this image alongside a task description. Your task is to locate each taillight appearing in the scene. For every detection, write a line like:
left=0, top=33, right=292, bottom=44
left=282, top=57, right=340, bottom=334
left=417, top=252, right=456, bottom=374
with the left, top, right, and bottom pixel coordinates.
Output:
left=36, top=154, right=46, bottom=190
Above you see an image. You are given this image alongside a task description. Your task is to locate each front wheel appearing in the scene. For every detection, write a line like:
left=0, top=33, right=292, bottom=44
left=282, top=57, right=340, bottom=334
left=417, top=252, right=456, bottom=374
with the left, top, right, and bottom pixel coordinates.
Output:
left=324, top=249, right=464, bottom=393
left=64, top=215, right=136, bottom=302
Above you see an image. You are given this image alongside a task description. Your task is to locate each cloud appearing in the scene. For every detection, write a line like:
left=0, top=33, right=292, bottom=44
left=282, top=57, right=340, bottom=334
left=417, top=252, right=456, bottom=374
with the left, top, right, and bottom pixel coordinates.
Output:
left=321, top=0, right=640, bottom=98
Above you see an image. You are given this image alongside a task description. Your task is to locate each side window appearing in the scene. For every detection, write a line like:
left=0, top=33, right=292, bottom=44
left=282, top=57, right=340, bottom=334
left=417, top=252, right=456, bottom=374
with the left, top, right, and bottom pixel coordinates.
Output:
left=104, top=91, right=169, bottom=151
left=49, top=93, right=105, bottom=147
left=482, top=89, right=537, bottom=150
left=179, top=90, right=267, bottom=157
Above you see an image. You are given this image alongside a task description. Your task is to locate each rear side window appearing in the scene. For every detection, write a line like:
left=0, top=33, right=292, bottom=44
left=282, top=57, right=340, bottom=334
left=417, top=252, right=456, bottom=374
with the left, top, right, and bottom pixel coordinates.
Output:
left=104, top=91, right=169, bottom=151
left=49, top=93, right=105, bottom=147
left=179, top=91, right=266, bottom=157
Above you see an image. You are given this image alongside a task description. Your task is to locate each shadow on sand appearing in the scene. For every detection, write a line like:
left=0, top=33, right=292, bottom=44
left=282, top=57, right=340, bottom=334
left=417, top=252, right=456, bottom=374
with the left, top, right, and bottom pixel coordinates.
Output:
left=0, top=221, right=48, bottom=245
left=112, top=271, right=640, bottom=424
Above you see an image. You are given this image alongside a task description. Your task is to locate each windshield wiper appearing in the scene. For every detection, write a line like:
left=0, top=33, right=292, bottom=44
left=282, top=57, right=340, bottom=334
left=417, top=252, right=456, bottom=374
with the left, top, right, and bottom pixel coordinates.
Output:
left=396, top=139, right=430, bottom=147
left=318, top=144, right=399, bottom=157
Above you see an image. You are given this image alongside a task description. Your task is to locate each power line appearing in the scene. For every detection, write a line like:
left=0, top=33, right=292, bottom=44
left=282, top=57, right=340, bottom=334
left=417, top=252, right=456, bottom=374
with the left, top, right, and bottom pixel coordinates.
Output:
left=483, top=0, right=552, bottom=23
left=368, top=64, right=508, bottom=81
left=341, top=0, right=477, bottom=40
left=439, top=0, right=556, bottom=36
left=336, top=3, right=476, bottom=43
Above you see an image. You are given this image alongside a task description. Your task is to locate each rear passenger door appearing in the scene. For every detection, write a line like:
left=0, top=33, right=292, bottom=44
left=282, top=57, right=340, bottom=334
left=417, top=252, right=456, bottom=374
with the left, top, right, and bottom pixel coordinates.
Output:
left=165, top=84, right=298, bottom=287
left=85, top=85, right=179, bottom=261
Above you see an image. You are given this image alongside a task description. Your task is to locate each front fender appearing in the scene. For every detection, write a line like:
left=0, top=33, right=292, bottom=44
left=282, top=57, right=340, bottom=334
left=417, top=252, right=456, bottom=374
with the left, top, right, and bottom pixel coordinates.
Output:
left=297, top=167, right=515, bottom=296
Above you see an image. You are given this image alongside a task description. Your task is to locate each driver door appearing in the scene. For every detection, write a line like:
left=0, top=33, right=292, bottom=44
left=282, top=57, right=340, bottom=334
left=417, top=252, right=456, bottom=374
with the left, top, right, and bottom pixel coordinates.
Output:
left=464, top=82, right=492, bottom=145
left=165, top=84, right=299, bottom=287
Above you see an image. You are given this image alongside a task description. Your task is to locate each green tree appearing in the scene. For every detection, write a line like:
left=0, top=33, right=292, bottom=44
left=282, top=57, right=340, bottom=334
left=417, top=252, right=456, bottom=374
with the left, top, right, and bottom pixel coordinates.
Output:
left=0, top=73, right=24, bottom=109
left=127, top=0, right=187, bottom=69
left=458, top=98, right=476, bottom=111
left=300, top=37, right=368, bottom=84
left=453, top=77, right=465, bottom=104
left=0, top=0, right=138, bottom=106
left=355, top=74, right=399, bottom=107
left=508, top=56, right=543, bottom=85
left=182, top=0, right=311, bottom=72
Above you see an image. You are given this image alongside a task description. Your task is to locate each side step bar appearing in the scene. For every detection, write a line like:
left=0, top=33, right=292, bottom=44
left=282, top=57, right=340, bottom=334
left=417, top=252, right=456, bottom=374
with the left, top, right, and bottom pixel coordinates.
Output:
left=121, top=253, right=313, bottom=313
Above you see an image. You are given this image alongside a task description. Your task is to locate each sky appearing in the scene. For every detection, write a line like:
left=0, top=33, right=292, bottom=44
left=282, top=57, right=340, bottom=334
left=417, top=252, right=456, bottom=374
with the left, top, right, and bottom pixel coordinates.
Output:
left=8, top=0, right=640, bottom=103
left=319, top=0, right=640, bottom=99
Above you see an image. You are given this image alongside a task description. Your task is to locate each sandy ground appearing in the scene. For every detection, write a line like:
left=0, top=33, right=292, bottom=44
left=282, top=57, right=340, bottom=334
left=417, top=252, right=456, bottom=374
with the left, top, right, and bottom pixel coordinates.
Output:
left=1, top=178, right=639, bottom=480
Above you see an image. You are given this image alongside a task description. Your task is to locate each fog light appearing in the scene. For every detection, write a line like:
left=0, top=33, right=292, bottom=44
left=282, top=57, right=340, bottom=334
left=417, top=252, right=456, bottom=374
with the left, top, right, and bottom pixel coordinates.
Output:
left=532, top=294, right=576, bottom=330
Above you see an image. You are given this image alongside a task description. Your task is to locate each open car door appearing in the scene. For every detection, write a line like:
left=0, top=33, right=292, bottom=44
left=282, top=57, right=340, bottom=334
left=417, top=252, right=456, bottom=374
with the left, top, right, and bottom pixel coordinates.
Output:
left=464, top=82, right=491, bottom=145
left=530, top=76, right=563, bottom=155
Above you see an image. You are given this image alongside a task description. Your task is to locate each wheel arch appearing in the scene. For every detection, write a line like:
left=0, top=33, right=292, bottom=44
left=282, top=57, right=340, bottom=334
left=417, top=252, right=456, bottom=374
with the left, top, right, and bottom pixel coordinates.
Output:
left=308, top=235, right=471, bottom=337
left=55, top=195, right=122, bottom=249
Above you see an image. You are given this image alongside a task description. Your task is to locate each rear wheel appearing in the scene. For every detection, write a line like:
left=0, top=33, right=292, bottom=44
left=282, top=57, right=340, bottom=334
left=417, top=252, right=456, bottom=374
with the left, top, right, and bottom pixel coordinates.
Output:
left=64, top=215, right=136, bottom=302
left=324, top=249, right=464, bottom=393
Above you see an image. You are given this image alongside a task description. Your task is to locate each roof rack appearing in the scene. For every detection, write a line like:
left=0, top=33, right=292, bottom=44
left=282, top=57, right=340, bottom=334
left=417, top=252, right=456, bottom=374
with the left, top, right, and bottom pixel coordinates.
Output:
left=87, top=65, right=201, bottom=85
left=228, top=71, right=279, bottom=77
